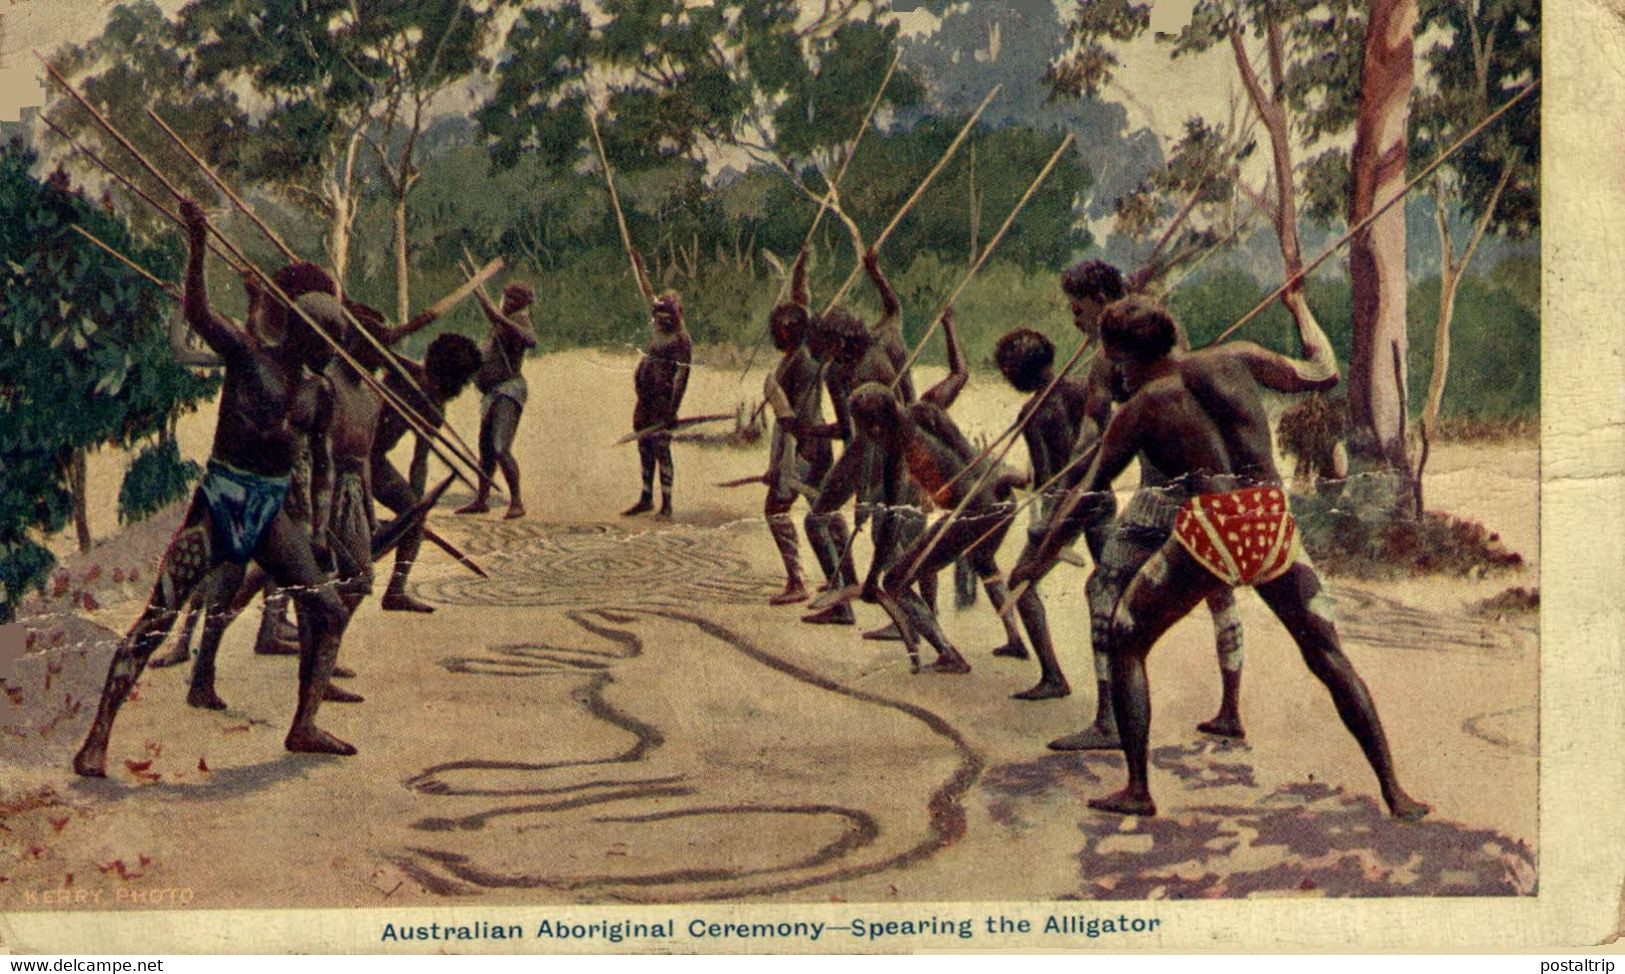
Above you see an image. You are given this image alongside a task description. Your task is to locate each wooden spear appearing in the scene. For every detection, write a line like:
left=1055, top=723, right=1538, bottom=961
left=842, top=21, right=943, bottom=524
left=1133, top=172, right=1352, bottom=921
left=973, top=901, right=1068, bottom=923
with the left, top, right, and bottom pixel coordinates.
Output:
left=142, top=104, right=489, bottom=485
left=36, top=55, right=484, bottom=495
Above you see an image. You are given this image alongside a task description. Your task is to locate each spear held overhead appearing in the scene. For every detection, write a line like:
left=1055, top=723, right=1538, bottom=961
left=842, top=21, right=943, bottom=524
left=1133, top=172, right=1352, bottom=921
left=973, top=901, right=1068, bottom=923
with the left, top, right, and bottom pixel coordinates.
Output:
left=141, top=105, right=489, bottom=487
left=820, top=84, right=1001, bottom=318
left=36, top=55, right=485, bottom=497
left=892, top=132, right=1075, bottom=390
left=586, top=108, right=654, bottom=307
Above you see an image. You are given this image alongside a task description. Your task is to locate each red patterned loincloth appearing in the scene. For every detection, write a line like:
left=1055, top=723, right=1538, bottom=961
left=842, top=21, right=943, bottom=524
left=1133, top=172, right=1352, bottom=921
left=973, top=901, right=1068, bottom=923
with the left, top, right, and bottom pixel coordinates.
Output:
left=1173, top=486, right=1301, bottom=586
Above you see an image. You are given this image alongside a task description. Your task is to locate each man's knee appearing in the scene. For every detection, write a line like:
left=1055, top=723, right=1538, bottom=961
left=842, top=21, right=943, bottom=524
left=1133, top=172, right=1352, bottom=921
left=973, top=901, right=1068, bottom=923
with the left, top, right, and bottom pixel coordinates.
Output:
left=1106, top=602, right=1148, bottom=659
left=291, top=585, right=346, bottom=631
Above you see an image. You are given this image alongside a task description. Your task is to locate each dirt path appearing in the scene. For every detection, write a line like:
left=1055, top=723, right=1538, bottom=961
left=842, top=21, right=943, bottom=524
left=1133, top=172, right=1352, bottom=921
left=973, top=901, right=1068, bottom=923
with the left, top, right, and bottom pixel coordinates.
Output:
left=1, top=350, right=1538, bottom=908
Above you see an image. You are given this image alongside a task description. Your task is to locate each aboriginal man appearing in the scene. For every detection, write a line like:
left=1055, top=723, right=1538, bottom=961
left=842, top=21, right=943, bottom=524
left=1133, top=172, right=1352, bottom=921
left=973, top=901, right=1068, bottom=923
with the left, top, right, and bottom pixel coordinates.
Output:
left=1010, top=296, right=1429, bottom=821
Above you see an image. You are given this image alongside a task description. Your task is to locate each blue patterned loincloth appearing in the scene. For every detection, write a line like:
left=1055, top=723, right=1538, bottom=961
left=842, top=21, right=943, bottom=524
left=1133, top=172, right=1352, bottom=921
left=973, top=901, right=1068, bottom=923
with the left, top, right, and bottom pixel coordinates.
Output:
left=198, top=460, right=292, bottom=563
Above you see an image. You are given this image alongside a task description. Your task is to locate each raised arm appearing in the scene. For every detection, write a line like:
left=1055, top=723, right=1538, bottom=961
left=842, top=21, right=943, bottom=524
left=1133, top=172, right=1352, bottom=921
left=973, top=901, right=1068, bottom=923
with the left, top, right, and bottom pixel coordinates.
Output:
left=1220, top=338, right=1338, bottom=394
left=475, top=291, right=538, bottom=349
left=1221, top=298, right=1339, bottom=393
left=178, top=199, right=251, bottom=362
left=922, top=307, right=967, bottom=410
left=377, top=307, right=440, bottom=348
left=862, top=247, right=900, bottom=326
left=168, top=307, right=222, bottom=368
left=631, top=251, right=657, bottom=306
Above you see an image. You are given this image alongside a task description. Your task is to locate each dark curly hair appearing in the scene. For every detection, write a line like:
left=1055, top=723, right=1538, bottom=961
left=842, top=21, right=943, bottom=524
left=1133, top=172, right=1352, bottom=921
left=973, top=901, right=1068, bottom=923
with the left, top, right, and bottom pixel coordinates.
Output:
left=424, top=333, right=483, bottom=399
left=993, top=328, right=1055, bottom=392
left=1060, top=259, right=1125, bottom=303
left=1099, top=296, right=1177, bottom=363
left=808, top=306, right=869, bottom=363
left=769, top=301, right=810, bottom=351
left=272, top=261, right=338, bottom=300
left=502, top=281, right=535, bottom=309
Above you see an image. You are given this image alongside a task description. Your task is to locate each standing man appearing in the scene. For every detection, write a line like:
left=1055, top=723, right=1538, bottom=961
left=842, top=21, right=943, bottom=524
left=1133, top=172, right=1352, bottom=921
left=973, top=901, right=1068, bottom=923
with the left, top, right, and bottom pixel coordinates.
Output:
left=456, top=283, right=537, bottom=520
left=622, top=254, right=692, bottom=520
left=1011, top=296, right=1427, bottom=821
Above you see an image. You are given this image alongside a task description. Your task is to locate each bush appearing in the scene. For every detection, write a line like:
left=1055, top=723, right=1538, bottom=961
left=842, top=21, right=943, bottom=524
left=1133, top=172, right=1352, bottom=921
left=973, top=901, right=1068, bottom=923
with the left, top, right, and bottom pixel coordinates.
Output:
left=118, top=436, right=201, bottom=525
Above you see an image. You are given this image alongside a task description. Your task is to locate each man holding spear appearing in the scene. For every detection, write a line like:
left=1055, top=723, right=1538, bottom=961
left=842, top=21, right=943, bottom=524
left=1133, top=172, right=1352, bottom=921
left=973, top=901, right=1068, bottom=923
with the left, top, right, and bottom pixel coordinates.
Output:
left=454, top=280, right=538, bottom=520
left=1008, top=295, right=1427, bottom=821
left=74, top=199, right=358, bottom=774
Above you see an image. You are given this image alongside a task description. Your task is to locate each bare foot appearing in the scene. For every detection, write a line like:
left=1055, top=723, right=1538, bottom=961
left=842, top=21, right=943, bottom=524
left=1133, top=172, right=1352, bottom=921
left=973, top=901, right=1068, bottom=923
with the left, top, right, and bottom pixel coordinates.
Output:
left=1088, top=786, right=1156, bottom=817
left=800, top=604, right=854, bottom=626
left=621, top=498, right=653, bottom=517
left=1047, top=724, right=1121, bottom=751
left=380, top=592, right=435, bottom=614
left=656, top=503, right=673, bottom=520
left=1197, top=714, right=1246, bottom=739
left=1386, top=791, right=1431, bottom=822
left=928, top=654, right=972, bottom=675
left=503, top=503, right=526, bottom=520
left=1012, top=680, right=1071, bottom=701
left=862, top=622, right=902, bottom=642
left=187, top=686, right=228, bottom=711
left=991, top=640, right=1030, bottom=660
left=323, top=684, right=364, bottom=704
left=253, top=637, right=300, bottom=657
left=73, top=743, right=108, bottom=778
left=454, top=501, right=489, bottom=515
left=332, top=665, right=356, bottom=679
left=148, top=643, right=189, bottom=668
left=285, top=726, right=357, bottom=755
left=769, top=583, right=809, bottom=606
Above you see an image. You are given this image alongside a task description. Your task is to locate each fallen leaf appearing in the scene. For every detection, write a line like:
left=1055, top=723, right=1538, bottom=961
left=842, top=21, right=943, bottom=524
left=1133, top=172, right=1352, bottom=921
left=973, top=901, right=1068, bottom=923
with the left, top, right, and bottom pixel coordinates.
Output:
left=124, top=759, right=152, bottom=773
left=197, top=756, right=209, bottom=773
left=79, top=592, right=100, bottom=612
left=85, top=565, right=102, bottom=583
left=48, top=816, right=68, bottom=832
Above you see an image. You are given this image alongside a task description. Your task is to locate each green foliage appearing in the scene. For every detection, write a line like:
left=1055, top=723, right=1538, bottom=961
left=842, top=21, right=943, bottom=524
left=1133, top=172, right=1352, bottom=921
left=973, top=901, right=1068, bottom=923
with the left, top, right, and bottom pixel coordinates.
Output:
left=0, top=140, right=216, bottom=619
left=1406, top=273, right=1539, bottom=419
left=118, top=436, right=202, bottom=525
left=1167, top=263, right=1537, bottom=420
left=479, top=0, right=921, bottom=174
left=1414, top=0, right=1540, bottom=240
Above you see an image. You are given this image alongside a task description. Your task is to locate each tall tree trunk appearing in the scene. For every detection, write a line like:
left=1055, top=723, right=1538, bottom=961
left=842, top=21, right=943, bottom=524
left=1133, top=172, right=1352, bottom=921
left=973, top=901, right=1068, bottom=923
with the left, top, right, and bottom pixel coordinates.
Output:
left=1346, top=0, right=1417, bottom=506
left=393, top=190, right=411, bottom=325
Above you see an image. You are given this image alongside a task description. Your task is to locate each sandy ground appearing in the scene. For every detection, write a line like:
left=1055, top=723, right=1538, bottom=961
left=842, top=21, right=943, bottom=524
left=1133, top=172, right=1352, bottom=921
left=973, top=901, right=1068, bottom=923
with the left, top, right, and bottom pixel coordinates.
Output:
left=0, top=349, right=1538, bottom=909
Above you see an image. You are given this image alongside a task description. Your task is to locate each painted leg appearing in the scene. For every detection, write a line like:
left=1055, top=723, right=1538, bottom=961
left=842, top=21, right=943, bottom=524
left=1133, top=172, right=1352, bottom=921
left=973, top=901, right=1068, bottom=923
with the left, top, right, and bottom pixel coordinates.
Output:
left=74, top=504, right=215, bottom=777
left=1196, top=589, right=1246, bottom=738
left=1255, top=563, right=1429, bottom=821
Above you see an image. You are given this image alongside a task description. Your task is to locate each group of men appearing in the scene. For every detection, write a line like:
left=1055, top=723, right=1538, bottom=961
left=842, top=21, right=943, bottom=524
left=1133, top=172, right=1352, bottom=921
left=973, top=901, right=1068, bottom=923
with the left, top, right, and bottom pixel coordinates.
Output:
left=73, top=198, right=535, bottom=775
left=752, top=243, right=1429, bottom=821
left=72, top=193, right=1427, bottom=825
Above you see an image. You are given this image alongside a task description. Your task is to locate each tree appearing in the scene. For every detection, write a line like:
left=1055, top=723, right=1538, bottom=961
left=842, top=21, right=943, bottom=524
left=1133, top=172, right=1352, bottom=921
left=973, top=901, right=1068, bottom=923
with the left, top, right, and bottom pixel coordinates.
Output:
left=348, top=1, right=502, bottom=322
left=1346, top=0, right=1416, bottom=493
left=0, top=142, right=217, bottom=619
left=1410, top=0, right=1539, bottom=496
left=478, top=1, right=920, bottom=183
left=48, top=1, right=248, bottom=238
left=1048, top=1, right=1319, bottom=312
